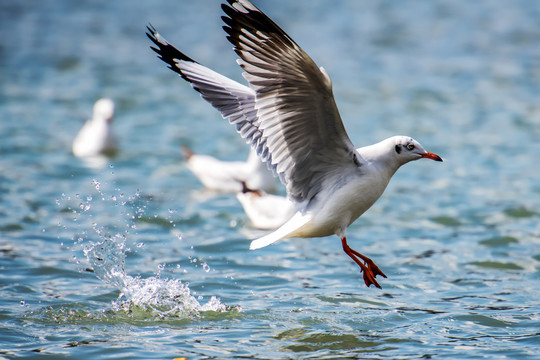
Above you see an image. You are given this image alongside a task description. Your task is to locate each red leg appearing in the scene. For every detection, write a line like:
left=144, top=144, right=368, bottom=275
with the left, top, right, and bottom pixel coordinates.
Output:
left=341, top=236, right=386, bottom=289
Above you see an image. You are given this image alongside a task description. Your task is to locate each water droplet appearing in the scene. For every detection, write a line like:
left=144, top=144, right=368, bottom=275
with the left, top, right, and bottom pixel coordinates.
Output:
left=203, top=263, right=210, bottom=272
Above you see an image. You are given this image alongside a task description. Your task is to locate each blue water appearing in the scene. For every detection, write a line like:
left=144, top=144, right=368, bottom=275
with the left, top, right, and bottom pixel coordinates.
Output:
left=2, top=0, right=540, bottom=358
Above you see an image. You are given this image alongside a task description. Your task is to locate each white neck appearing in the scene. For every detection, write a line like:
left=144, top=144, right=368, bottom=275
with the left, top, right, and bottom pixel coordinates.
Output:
left=357, top=138, right=403, bottom=178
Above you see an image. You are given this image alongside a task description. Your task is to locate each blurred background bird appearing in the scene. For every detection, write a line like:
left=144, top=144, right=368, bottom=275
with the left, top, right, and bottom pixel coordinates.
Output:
left=236, top=182, right=296, bottom=230
left=72, top=98, right=118, bottom=159
left=182, top=146, right=277, bottom=193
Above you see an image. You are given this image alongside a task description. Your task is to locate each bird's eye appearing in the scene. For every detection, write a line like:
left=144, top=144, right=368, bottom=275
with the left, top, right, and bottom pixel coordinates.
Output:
left=406, top=144, right=415, bottom=151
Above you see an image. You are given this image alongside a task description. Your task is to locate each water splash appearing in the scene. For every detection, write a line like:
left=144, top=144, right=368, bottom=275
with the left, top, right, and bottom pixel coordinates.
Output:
left=84, top=238, right=229, bottom=319
left=57, top=180, right=235, bottom=320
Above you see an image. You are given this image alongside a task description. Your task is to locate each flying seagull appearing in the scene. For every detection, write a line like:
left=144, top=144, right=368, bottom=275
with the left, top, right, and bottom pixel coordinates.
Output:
left=147, top=0, right=442, bottom=288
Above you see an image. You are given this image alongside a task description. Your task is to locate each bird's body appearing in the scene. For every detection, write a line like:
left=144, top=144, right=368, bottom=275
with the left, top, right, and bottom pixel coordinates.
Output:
left=183, top=146, right=276, bottom=193
left=73, top=98, right=117, bottom=158
left=147, top=0, right=442, bottom=288
left=250, top=137, right=410, bottom=249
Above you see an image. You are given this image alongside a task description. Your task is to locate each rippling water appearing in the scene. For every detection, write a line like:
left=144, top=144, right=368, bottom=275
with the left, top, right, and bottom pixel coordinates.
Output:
left=1, top=0, right=540, bottom=358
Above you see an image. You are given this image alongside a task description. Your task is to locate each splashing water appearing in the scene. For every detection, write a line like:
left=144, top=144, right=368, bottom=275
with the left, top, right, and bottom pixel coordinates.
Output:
left=58, top=179, right=233, bottom=320
left=84, top=238, right=229, bottom=319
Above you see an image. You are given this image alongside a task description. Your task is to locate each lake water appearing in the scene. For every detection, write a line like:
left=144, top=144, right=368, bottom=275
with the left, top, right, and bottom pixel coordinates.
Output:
left=1, top=0, right=540, bottom=358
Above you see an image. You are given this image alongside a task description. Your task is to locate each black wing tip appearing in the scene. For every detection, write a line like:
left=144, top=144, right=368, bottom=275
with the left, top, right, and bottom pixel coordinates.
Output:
left=146, top=23, right=162, bottom=46
left=145, top=24, right=159, bottom=45
left=145, top=23, right=202, bottom=85
left=223, top=0, right=257, bottom=12
left=146, top=23, right=157, bottom=35
left=221, top=0, right=240, bottom=12
left=221, top=0, right=293, bottom=49
left=221, top=0, right=262, bottom=30
left=145, top=23, right=197, bottom=63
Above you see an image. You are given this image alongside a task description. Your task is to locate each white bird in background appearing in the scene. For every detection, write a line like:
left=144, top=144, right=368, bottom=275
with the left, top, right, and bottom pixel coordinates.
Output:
left=236, top=182, right=296, bottom=230
left=182, top=146, right=276, bottom=193
left=72, top=98, right=118, bottom=158
left=147, top=0, right=442, bottom=288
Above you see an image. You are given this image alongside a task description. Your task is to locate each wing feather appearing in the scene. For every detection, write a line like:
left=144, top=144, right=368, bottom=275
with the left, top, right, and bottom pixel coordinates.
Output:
left=222, top=0, right=361, bottom=202
left=146, top=25, right=269, bottom=171
left=147, top=0, right=364, bottom=203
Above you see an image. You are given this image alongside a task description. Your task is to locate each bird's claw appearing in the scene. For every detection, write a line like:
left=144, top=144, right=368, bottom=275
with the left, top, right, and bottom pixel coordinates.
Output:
left=367, top=260, right=387, bottom=279
left=361, top=259, right=386, bottom=289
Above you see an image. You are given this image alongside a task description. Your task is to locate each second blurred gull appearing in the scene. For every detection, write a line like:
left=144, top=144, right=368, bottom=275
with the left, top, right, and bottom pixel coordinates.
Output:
left=182, top=146, right=276, bottom=193
left=236, top=182, right=296, bottom=230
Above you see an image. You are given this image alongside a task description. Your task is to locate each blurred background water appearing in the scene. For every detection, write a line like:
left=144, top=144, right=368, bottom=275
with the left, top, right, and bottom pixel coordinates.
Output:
left=1, top=0, right=540, bottom=358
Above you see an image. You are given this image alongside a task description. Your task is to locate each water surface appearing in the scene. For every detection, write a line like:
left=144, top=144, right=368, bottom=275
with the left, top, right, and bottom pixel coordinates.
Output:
left=1, top=0, right=540, bottom=358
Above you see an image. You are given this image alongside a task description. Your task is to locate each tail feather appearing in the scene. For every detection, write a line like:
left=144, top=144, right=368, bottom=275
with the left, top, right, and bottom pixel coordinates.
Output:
left=249, top=212, right=311, bottom=250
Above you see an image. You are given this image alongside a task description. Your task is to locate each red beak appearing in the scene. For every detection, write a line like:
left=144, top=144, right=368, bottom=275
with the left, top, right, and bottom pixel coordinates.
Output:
left=421, top=152, right=443, bottom=162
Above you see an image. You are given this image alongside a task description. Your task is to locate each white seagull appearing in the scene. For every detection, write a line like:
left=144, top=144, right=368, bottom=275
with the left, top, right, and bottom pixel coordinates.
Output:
left=72, top=98, right=118, bottom=158
left=236, top=182, right=296, bottom=230
left=182, top=146, right=277, bottom=193
left=147, top=0, right=442, bottom=288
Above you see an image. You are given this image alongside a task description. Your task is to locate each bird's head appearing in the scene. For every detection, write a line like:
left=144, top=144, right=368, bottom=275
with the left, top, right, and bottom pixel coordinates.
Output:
left=392, top=136, right=443, bottom=164
left=93, top=98, right=115, bottom=123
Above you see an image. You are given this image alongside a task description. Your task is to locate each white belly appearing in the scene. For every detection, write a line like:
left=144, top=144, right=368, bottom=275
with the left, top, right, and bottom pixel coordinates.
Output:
left=291, top=168, right=390, bottom=238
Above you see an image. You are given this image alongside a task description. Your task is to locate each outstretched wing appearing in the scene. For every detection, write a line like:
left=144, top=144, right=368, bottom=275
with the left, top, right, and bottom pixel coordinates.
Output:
left=147, top=0, right=363, bottom=203
left=222, top=0, right=360, bottom=202
left=146, top=25, right=262, bottom=143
